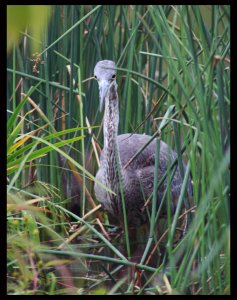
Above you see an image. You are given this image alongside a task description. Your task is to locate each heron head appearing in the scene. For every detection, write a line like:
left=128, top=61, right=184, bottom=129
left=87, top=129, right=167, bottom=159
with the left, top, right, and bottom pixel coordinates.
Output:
left=94, top=60, right=116, bottom=111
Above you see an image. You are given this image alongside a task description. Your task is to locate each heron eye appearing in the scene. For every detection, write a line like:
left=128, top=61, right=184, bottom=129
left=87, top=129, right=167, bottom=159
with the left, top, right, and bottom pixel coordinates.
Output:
left=112, top=74, right=116, bottom=79
left=94, top=75, right=97, bottom=79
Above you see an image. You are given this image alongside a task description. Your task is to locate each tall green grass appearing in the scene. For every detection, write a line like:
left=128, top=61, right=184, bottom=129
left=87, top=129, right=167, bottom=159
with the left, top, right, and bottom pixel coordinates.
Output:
left=7, top=5, right=230, bottom=295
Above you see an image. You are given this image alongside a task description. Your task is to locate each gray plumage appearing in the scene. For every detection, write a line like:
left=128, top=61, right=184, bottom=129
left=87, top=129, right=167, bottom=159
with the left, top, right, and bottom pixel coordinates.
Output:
left=94, top=60, right=192, bottom=228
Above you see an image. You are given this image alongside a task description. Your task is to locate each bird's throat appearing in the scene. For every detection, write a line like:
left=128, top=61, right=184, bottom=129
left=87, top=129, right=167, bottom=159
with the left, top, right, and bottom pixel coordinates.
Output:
left=103, top=83, right=123, bottom=194
left=103, top=84, right=119, bottom=149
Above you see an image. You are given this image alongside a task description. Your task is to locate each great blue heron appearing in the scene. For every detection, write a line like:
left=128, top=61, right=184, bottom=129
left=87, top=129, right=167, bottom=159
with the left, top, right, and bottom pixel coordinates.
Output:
left=94, top=60, right=192, bottom=230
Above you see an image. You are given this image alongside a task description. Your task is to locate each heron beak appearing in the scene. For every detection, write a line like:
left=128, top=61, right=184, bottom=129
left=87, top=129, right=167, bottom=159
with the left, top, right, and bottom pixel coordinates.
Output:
left=98, top=80, right=110, bottom=112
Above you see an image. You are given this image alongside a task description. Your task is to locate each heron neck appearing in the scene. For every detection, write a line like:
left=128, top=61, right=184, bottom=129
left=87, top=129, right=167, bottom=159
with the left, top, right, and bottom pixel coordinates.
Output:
left=103, top=82, right=119, bottom=148
left=103, top=82, right=123, bottom=191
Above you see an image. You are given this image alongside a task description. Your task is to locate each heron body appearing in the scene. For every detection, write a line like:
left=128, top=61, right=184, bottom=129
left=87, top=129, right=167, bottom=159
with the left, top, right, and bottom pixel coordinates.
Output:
left=94, top=60, right=192, bottom=228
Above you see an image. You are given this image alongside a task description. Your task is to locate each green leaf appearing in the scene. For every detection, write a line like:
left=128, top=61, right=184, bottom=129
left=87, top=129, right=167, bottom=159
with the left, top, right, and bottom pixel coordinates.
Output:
left=7, top=5, right=52, bottom=53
